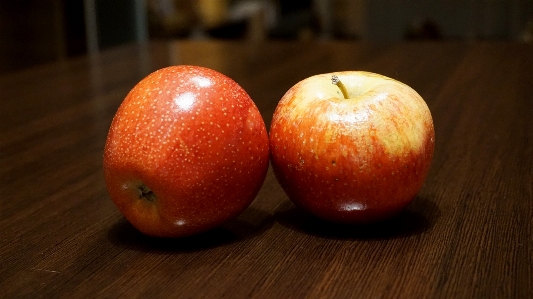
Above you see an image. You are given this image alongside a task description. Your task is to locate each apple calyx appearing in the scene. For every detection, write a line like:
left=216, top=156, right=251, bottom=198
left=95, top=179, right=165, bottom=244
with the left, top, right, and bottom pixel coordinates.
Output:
left=331, top=75, right=349, bottom=99
left=138, top=184, right=156, bottom=202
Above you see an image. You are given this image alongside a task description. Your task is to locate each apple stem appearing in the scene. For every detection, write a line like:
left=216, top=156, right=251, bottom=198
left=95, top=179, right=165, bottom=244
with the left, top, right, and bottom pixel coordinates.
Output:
left=331, top=75, right=349, bottom=99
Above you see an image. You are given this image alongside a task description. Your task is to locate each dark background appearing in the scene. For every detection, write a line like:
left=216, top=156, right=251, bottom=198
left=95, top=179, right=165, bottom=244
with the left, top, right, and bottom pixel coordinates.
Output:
left=1, top=0, right=532, bottom=75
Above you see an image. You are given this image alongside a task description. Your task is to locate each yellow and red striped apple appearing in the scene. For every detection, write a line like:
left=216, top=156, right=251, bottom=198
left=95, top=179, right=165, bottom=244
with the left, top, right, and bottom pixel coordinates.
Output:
left=104, top=65, right=269, bottom=237
left=270, top=71, right=434, bottom=223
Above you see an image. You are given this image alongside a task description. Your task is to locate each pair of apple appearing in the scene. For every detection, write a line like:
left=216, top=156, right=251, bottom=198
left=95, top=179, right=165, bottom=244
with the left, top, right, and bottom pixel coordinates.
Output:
left=103, top=65, right=434, bottom=237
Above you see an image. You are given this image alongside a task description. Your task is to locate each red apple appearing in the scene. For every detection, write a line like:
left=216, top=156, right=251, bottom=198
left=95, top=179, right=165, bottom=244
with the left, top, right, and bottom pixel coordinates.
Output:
left=269, top=71, right=434, bottom=223
left=103, top=65, right=269, bottom=237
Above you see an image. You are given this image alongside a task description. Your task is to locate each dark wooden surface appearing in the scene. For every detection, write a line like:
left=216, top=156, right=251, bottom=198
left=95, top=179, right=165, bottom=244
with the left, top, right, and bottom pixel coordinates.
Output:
left=1, top=40, right=532, bottom=298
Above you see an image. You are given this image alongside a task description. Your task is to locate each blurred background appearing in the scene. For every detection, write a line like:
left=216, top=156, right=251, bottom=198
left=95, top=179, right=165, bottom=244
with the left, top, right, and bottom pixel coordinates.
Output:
left=1, top=0, right=532, bottom=75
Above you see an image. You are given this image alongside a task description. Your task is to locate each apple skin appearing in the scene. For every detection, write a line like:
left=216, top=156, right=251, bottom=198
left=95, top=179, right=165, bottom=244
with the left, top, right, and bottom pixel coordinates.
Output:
left=269, top=71, right=434, bottom=223
left=103, top=65, right=269, bottom=237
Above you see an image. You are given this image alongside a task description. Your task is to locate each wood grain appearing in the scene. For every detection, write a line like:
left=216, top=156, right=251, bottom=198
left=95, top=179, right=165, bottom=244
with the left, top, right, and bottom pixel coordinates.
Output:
left=1, top=40, right=532, bottom=298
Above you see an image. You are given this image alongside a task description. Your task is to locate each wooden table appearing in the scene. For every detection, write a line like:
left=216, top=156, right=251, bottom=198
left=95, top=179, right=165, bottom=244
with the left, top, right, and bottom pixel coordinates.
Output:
left=1, top=40, right=532, bottom=298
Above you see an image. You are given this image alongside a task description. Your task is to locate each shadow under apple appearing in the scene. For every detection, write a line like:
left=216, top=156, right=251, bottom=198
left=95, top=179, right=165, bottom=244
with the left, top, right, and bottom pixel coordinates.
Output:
left=107, top=206, right=274, bottom=253
left=274, top=196, right=440, bottom=240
